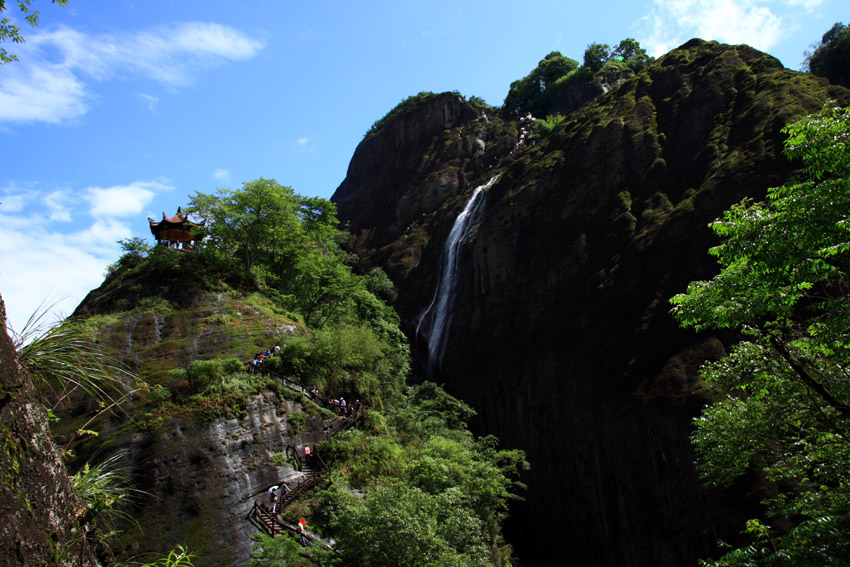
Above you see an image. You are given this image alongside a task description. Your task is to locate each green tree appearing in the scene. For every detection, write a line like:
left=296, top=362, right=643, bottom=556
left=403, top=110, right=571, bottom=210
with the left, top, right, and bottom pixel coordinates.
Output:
left=805, top=22, right=850, bottom=88
left=0, top=0, right=67, bottom=64
left=188, top=178, right=301, bottom=274
left=611, top=37, right=653, bottom=71
left=244, top=532, right=330, bottom=567
left=583, top=42, right=610, bottom=73
left=503, top=51, right=579, bottom=115
left=330, top=481, right=488, bottom=567
left=670, top=103, right=850, bottom=564
left=319, top=383, right=527, bottom=566
left=290, top=251, right=360, bottom=328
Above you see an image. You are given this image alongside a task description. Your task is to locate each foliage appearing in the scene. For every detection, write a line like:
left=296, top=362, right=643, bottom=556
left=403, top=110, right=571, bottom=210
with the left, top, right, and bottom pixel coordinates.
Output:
left=584, top=38, right=653, bottom=74
left=330, top=480, right=489, bottom=567
left=0, top=0, right=67, bottom=64
left=243, top=531, right=326, bottom=566
left=364, top=91, right=436, bottom=139
left=315, top=383, right=528, bottom=567
left=805, top=21, right=850, bottom=88
left=670, top=103, right=850, bottom=565
left=287, top=410, right=305, bottom=435
left=166, top=358, right=271, bottom=416
left=389, top=381, right=476, bottom=443
left=363, top=267, right=394, bottom=301
left=583, top=42, right=610, bottom=73
left=289, top=251, right=360, bottom=328
left=531, top=113, right=566, bottom=139
left=106, top=237, right=154, bottom=275
left=281, top=323, right=407, bottom=407
left=188, top=178, right=304, bottom=274
left=11, top=304, right=136, bottom=449
left=70, top=451, right=135, bottom=539
left=611, top=37, right=653, bottom=72
left=119, top=236, right=153, bottom=257
left=503, top=51, right=579, bottom=116
left=136, top=545, right=195, bottom=567
left=185, top=357, right=243, bottom=390
left=505, top=41, right=652, bottom=116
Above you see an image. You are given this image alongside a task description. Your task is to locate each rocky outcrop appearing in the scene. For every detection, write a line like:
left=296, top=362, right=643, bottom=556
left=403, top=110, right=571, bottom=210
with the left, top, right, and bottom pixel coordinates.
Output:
left=0, top=293, right=105, bottom=566
left=332, top=40, right=850, bottom=566
left=110, top=395, right=324, bottom=567
left=334, top=92, right=519, bottom=280
left=64, top=291, right=318, bottom=566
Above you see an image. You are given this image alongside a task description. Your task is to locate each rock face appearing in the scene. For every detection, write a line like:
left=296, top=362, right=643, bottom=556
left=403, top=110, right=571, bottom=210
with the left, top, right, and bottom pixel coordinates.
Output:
left=332, top=40, right=850, bottom=566
left=110, top=395, right=321, bottom=567
left=0, top=293, right=105, bottom=566
left=66, top=290, right=324, bottom=567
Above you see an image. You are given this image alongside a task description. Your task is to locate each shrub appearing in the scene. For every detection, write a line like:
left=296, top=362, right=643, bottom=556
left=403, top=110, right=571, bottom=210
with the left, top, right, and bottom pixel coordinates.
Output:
left=532, top=114, right=566, bottom=139
left=287, top=412, right=306, bottom=435
left=364, top=92, right=435, bottom=139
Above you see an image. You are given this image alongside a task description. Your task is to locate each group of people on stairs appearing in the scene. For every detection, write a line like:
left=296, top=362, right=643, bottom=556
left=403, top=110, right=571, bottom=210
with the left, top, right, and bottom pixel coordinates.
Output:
left=246, top=344, right=281, bottom=370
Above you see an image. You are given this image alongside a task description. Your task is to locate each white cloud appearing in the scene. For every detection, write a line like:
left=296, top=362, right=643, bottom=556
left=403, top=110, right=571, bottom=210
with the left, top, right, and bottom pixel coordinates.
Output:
left=86, top=179, right=172, bottom=218
left=45, top=189, right=77, bottom=221
left=294, top=137, right=316, bottom=154
left=124, top=22, right=265, bottom=88
left=640, top=0, right=785, bottom=58
left=0, top=192, right=26, bottom=213
left=781, top=0, right=825, bottom=11
left=0, top=219, right=119, bottom=335
left=0, top=22, right=264, bottom=124
left=0, top=61, right=89, bottom=123
left=139, top=93, right=158, bottom=114
left=0, top=177, right=173, bottom=335
left=213, top=168, right=231, bottom=185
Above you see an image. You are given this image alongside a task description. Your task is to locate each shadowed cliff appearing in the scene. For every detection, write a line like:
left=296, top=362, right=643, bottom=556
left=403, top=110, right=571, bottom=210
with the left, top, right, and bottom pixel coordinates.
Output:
left=332, top=39, right=850, bottom=566
left=0, top=293, right=107, bottom=566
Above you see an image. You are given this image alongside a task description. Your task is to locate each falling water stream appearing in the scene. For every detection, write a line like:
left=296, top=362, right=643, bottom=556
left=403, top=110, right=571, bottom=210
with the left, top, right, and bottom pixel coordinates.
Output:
left=416, top=175, right=499, bottom=371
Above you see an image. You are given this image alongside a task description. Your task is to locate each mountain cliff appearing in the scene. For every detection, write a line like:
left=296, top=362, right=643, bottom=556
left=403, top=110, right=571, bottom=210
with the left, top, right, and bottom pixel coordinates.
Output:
left=66, top=288, right=323, bottom=566
left=331, top=39, right=850, bottom=566
left=0, top=294, right=107, bottom=566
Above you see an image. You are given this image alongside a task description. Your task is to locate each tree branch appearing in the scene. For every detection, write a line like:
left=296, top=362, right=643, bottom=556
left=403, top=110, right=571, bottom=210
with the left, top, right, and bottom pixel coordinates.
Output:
left=770, top=336, right=850, bottom=420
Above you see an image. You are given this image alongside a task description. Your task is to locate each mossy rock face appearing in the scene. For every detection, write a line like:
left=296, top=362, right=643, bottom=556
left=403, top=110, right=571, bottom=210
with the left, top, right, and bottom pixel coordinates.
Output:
left=331, top=39, right=850, bottom=566
left=105, top=396, right=315, bottom=567
left=0, top=294, right=105, bottom=567
left=54, top=262, right=318, bottom=566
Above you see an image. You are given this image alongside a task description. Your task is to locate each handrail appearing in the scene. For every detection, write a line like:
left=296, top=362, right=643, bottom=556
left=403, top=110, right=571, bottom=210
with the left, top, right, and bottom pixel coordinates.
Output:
left=244, top=367, right=369, bottom=550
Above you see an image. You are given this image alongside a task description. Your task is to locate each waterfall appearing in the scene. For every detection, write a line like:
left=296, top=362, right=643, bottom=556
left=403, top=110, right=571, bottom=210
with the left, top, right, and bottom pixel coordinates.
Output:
left=416, top=175, right=499, bottom=371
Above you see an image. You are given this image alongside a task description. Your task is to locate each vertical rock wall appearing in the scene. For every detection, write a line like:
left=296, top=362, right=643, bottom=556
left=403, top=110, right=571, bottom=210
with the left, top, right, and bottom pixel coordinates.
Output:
left=332, top=40, right=850, bottom=566
left=0, top=293, right=105, bottom=566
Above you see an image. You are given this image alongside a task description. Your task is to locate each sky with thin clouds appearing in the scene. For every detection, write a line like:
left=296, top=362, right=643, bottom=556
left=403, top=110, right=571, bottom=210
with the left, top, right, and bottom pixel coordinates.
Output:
left=0, top=0, right=846, bottom=333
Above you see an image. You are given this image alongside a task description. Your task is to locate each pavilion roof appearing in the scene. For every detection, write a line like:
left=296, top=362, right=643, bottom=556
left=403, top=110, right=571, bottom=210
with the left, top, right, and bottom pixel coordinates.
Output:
left=148, top=207, right=205, bottom=239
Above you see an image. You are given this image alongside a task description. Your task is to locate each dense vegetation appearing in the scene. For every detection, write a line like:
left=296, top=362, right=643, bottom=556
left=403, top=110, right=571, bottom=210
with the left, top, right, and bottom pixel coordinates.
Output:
left=247, top=383, right=528, bottom=566
left=805, top=21, right=850, bottom=88
left=503, top=38, right=653, bottom=116
left=32, top=178, right=527, bottom=566
left=671, top=103, right=850, bottom=565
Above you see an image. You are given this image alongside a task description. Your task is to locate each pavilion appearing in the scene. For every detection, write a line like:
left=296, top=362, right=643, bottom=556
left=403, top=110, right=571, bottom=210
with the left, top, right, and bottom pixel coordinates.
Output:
left=148, top=207, right=205, bottom=250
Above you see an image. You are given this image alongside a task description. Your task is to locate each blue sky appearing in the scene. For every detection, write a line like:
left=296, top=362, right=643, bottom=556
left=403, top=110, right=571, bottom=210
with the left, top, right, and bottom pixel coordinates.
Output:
left=0, top=0, right=844, bottom=333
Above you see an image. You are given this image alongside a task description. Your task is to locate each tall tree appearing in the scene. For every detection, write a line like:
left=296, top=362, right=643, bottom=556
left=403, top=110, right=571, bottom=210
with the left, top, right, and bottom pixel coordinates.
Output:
left=188, top=178, right=301, bottom=274
left=670, top=103, right=850, bottom=565
left=805, top=22, right=850, bottom=88
left=611, top=38, right=653, bottom=71
left=583, top=42, right=610, bottom=73
left=503, top=51, right=578, bottom=115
